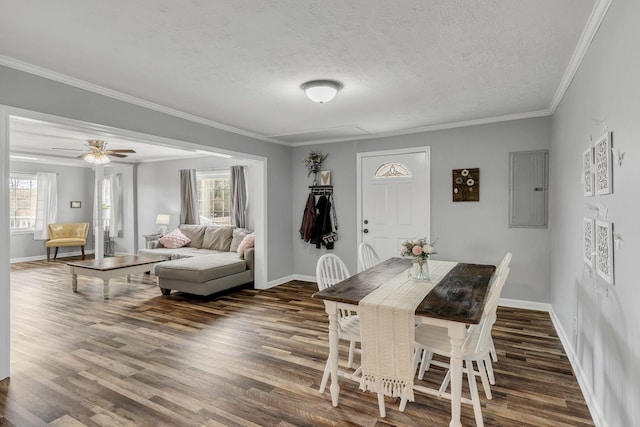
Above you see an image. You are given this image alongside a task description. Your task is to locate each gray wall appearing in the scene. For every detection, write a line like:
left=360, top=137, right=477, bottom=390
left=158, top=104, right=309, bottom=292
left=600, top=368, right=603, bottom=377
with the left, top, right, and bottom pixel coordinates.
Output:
left=550, top=0, right=640, bottom=425
left=293, top=116, right=552, bottom=303
left=9, top=160, right=94, bottom=260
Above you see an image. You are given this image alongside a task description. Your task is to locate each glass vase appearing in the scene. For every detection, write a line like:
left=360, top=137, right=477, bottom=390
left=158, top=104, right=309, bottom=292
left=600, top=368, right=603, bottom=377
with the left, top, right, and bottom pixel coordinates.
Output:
left=410, top=258, right=429, bottom=281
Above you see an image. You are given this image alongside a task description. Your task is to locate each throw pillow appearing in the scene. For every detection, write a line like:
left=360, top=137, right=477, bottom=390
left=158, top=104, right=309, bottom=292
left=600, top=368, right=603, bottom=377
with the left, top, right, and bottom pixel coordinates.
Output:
left=202, top=227, right=234, bottom=251
left=230, top=228, right=251, bottom=252
left=237, top=233, right=255, bottom=258
left=178, top=224, right=207, bottom=248
left=159, top=228, right=191, bottom=249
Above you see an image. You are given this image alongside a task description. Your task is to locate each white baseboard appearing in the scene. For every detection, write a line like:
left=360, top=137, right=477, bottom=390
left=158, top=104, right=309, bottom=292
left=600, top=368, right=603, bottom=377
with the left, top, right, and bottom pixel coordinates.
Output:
left=549, top=309, right=606, bottom=427
left=498, top=298, right=552, bottom=312
left=265, top=274, right=315, bottom=289
left=10, top=250, right=95, bottom=264
left=291, top=274, right=316, bottom=283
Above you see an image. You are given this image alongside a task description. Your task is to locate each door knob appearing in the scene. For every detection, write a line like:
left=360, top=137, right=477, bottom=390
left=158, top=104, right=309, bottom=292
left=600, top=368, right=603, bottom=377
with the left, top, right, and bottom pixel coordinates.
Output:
left=363, top=229, right=369, bottom=234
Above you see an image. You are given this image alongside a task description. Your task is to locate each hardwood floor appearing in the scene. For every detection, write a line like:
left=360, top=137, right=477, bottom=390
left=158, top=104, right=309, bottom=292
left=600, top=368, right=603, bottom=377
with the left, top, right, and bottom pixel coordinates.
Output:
left=2, top=258, right=594, bottom=426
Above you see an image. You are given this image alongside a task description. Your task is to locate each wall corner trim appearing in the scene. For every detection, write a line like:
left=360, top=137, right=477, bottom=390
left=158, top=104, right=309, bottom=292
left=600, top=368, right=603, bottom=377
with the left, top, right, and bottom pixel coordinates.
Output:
left=549, top=309, right=607, bottom=427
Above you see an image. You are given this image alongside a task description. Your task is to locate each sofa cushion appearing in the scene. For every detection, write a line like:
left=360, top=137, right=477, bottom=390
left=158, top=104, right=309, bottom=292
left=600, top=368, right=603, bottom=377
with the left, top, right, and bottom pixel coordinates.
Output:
left=154, top=254, right=246, bottom=283
left=203, top=227, right=234, bottom=251
left=139, top=247, right=200, bottom=259
left=159, top=228, right=191, bottom=249
left=237, top=233, right=255, bottom=257
left=178, top=224, right=207, bottom=248
left=230, top=228, right=251, bottom=252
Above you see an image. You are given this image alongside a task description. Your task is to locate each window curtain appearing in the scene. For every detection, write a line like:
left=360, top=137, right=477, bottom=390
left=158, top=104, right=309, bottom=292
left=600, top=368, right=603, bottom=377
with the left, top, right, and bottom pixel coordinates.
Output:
left=180, top=169, right=200, bottom=225
left=33, top=172, right=58, bottom=240
left=109, top=173, right=123, bottom=238
left=230, top=165, right=247, bottom=228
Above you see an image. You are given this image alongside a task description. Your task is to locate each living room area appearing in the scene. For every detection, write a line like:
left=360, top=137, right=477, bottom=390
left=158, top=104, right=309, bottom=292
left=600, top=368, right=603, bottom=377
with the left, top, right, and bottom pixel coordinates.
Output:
left=7, top=112, right=268, bottom=291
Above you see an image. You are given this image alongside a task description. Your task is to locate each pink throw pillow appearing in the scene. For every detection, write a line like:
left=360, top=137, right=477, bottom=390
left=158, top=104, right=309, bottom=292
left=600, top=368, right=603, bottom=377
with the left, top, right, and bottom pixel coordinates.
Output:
left=159, top=228, right=191, bottom=249
left=237, top=233, right=255, bottom=257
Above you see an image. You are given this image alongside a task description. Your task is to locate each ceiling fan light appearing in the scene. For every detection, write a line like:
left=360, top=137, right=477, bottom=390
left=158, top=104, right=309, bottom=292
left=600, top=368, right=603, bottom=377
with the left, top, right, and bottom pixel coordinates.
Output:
left=301, top=80, right=343, bottom=103
left=84, top=152, right=111, bottom=164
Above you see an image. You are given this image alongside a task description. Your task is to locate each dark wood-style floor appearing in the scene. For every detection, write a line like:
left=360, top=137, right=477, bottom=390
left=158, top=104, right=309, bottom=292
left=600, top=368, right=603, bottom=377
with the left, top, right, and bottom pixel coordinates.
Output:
left=2, top=258, right=594, bottom=426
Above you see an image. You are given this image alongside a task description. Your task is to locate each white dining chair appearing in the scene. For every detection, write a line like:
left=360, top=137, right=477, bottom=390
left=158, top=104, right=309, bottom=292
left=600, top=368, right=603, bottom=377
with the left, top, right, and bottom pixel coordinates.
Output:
left=413, top=253, right=512, bottom=382
left=488, top=252, right=511, bottom=363
left=409, top=267, right=510, bottom=427
left=316, top=254, right=361, bottom=393
left=358, top=242, right=381, bottom=271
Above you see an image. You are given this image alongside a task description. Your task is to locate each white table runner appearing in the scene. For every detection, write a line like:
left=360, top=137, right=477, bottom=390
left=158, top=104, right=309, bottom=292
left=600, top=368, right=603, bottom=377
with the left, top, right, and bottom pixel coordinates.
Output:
left=358, top=260, right=458, bottom=402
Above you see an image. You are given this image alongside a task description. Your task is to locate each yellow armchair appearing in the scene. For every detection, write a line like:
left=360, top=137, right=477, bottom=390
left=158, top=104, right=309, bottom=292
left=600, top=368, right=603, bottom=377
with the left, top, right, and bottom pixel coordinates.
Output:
left=45, top=223, right=89, bottom=261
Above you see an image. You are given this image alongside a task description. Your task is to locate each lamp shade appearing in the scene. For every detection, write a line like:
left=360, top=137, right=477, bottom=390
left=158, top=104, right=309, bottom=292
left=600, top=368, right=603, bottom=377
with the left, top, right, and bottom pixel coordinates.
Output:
left=84, top=153, right=111, bottom=164
left=156, top=214, right=170, bottom=225
left=301, top=80, right=343, bottom=103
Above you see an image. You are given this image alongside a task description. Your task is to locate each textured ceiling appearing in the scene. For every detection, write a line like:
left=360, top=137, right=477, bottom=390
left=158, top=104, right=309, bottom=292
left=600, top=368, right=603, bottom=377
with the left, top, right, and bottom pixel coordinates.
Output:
left=0, top=1, right=597, bottom=145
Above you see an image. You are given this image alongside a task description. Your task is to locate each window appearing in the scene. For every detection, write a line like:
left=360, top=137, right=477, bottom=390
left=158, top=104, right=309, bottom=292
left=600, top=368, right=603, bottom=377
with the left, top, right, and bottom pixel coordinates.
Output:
left=374, top=162, right=412, bottom=179
left=9, top=173, right=38, bottom=231
left=196, top=171, right=231, bottom=225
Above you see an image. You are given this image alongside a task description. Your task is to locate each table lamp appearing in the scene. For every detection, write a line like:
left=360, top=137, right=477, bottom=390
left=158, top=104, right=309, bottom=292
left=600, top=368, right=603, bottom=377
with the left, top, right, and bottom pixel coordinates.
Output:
left=156, top=214, right=170, bottom=235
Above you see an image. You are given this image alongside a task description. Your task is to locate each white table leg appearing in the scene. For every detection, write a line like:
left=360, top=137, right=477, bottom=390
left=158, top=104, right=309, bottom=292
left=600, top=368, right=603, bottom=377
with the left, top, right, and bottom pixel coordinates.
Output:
left=324, top=300, right=340, bottom=407
left=448, top=324, right=466, bottom=427
left=103, top=279, right=110, bottom=300
left=71, top=272, right=78, bottom=292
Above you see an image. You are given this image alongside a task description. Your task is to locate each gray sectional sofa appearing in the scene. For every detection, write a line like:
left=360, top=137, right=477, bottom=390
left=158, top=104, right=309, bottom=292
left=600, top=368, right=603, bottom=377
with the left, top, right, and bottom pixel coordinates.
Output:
left=139, top=224, right=254, bottom=296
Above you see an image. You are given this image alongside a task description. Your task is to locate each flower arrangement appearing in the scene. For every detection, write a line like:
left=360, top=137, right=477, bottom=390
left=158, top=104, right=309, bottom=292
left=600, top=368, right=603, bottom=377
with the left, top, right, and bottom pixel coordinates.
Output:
left=401, top=238, right=437, bottom=261
left=304, top=151, right=328, bottom=177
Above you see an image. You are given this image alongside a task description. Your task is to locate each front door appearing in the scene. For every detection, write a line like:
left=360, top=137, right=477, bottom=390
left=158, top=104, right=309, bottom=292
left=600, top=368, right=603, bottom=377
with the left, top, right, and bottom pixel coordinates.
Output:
left=358, top=148, right=430, bottom=269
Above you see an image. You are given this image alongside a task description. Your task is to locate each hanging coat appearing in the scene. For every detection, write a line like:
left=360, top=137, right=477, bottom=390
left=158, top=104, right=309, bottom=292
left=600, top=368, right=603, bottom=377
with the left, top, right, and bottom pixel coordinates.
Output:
left=310, top=195, right=334, bottom=249
left=299, top=193, right=316, bottom=242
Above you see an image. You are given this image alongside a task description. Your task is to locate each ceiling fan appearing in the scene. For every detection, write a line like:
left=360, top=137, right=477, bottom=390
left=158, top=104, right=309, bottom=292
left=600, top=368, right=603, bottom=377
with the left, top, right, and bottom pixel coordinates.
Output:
left=54, top=139, right=136, bottom=164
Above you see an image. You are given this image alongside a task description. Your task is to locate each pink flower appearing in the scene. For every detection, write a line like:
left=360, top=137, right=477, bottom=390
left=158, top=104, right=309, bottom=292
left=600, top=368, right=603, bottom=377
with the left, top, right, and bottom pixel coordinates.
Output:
left=412, top=245, right=423, bottom=256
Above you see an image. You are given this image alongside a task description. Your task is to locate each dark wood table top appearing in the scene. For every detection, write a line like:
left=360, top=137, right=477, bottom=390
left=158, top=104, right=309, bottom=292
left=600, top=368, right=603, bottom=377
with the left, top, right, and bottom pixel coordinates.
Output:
left=312, top=257, right=496, bottom=324
left=66, top=255, right=165, bottom=271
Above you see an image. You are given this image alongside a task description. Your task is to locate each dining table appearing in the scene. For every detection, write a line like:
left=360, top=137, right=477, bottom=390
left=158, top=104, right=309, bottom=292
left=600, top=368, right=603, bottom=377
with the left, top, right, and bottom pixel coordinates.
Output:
left=312, top=257, right=496, bottom=427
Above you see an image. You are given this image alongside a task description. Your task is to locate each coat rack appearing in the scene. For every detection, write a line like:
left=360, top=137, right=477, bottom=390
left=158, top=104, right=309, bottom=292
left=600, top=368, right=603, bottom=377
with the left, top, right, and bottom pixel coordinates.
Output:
left=309, top=185, right=333, bottom=196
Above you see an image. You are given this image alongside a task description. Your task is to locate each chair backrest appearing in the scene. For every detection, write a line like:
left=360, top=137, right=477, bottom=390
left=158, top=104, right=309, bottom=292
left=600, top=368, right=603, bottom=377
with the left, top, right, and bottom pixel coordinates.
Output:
left=358, top=242, right=381, bottom=271
left=316, top=254, right=351, bottom=291
left=464, top=267, right=510, bottom=355
left=47, top=223, right=89, bottom=241
left=495, top=252, right=512, bottom=281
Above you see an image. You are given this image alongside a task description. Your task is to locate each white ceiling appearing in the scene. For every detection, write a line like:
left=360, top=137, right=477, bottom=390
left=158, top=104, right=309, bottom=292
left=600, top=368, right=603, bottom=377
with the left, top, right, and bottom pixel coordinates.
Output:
left=0, top=1, right=599, bottom=147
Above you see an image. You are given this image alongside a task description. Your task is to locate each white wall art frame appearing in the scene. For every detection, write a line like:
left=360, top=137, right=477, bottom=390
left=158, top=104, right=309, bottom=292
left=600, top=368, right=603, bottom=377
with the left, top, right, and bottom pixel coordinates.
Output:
left=594, top=131, right=613, bottom=195
left=583, top=217, right=595, bottom=265
left=583, top=147, right=594, bottom=196
left=595, top=220, right=614, bottom=284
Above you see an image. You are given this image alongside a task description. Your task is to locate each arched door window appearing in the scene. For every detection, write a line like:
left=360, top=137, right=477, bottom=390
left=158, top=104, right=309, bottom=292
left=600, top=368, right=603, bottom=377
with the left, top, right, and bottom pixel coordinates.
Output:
left=374, top=162, right=412, bottom=179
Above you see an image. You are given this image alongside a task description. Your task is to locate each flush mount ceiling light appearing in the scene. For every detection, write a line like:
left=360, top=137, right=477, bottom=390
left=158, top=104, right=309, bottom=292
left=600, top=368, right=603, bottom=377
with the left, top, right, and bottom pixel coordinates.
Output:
left=301, top=80, right=343, bottom=103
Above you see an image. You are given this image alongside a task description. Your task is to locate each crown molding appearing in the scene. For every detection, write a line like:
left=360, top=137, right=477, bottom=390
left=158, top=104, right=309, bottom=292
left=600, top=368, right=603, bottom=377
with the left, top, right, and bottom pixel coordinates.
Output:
left=0, top=55, right=284, bottom=145
left=289, top=109, right=551, bottom=146
left=549, top=0, right=613, bottom=113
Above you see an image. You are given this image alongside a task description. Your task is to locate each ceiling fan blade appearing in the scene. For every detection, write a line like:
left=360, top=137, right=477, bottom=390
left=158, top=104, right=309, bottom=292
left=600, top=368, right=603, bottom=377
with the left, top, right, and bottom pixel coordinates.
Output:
left=106, top=149, right=136, bottom=153
left=107, top=153, right=128, bottom=158
left=77, top=153, right=91, bottom=159
left=52, top=147, right=85, bottom=152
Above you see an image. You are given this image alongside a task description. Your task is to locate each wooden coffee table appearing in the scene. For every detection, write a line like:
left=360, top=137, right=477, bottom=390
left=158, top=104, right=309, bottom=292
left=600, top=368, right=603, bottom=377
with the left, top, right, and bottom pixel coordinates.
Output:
left=67, top=255, right=165, bottom=299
